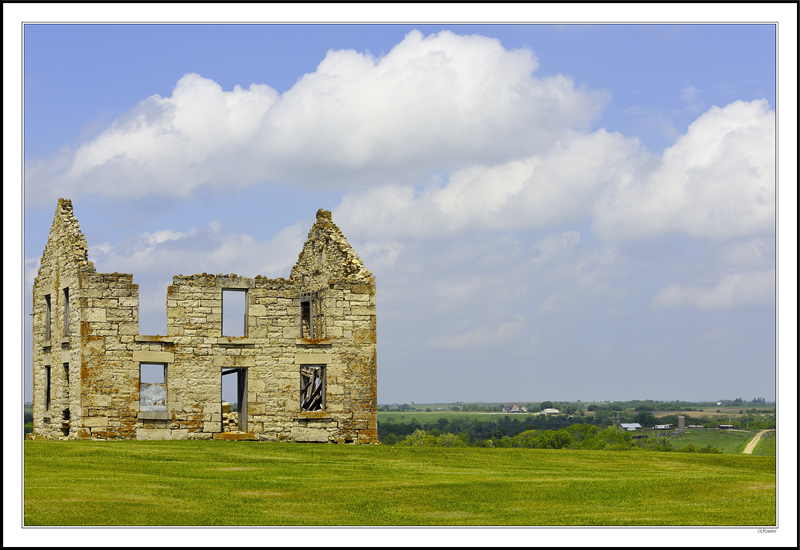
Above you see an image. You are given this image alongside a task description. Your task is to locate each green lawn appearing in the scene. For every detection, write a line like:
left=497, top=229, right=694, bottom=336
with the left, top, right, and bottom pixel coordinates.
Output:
left=24, top=440, right=775, bottom=526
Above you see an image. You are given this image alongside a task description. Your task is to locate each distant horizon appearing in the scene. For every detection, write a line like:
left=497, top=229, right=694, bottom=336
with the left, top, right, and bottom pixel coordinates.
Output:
left=27, top=397, right=776, bottom=405
left=380, top=398, right=776, bottom=405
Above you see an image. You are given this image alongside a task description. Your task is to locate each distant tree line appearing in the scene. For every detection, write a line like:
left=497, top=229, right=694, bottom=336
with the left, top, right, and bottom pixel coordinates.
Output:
left=24, top=409, right=33, bottom=436
left=379, top=413, right=584, bottom=444
left=384, top=424, right=722, bottom=453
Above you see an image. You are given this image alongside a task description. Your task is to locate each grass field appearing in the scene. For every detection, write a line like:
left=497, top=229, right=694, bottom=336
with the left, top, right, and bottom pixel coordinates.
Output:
left=666, top=429, right=758, bottom=454
left=24, top=440, right=775, bottom=526
left=752, top=431, right=777, bottom=456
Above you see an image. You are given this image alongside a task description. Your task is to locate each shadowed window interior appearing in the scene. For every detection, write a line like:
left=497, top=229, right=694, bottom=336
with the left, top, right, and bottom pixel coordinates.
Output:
left=45, top=365, right=51, bottom=411
left=63, top=287, right=69, bottom=337
left=44, top=294, right=51, bottom=340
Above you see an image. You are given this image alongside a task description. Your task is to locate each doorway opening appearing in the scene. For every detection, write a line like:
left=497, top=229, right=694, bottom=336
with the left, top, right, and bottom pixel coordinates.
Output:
left=221, top=367, right=247, bottom=432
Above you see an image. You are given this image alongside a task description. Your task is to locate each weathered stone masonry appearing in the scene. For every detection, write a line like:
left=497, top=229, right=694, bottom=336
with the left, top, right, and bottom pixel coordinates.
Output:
left=32, top=199, right=377, bottom=442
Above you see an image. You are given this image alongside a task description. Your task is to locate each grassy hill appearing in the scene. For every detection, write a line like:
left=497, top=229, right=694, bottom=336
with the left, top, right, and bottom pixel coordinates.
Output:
left=24, top=440, right=775, bottom=526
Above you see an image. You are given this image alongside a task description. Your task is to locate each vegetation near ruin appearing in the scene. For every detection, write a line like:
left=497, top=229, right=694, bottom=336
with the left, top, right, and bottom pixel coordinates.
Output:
left=24, top=440, right=774, bottom=526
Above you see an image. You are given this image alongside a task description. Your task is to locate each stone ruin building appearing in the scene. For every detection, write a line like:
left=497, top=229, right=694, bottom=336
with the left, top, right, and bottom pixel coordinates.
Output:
left=31, top=199, right=377, bottom=443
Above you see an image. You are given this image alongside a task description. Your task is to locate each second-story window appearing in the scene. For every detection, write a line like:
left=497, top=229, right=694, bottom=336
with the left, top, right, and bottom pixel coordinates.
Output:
left=222, top=289, right=248, bottom=337
left=44, top=294, right=51, bottom=340
left=63, top=287, right=70, bottom=337
left=300, top=291, right=325, bottom=338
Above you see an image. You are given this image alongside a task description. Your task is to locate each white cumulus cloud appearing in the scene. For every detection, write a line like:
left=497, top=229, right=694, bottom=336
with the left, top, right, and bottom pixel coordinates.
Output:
left=25, top=29, right=608, bottom=206
left=336, top=99, right=774, bottom=245
left=593, top=99, right=775, bottom=241
left=335, top=129, right=648, bottom=239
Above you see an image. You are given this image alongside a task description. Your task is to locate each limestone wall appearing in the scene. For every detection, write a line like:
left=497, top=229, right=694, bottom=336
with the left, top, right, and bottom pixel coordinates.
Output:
left=32, top=199, right=92, bottom=439
left=77, top=271, right=140, bottom=439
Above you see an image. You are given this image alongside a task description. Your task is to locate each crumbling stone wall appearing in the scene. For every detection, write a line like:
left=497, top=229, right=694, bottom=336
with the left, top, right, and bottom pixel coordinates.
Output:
left=31, top=199, right=94, bottom=439
left=32, top=201, right=377, bottom=443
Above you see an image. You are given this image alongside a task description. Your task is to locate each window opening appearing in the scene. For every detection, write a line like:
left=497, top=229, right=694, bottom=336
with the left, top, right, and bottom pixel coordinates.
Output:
left=300, top=291, right=325, bottom=338
left=221, top=368, right=247, bottom=432
left=139, top=363, right=167, bottom=412
left=62, top=363, right=70, bottom=430
left=45, top=365, right=51, bottom=411
left=44, top=294, right=51, bottom=340
left=300, top=365, right=326, bottom=411
left=222, top=289, right=248, bottom=337
left=61, top=364, right=70, bottom=435
left=61, top=412, right=70, bottom=437
left=63, top=288, right=70, bottom=337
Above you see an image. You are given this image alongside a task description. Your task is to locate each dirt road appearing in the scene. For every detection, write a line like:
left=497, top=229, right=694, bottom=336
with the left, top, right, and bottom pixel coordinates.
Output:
left=742, top=429, right=770, bottom=454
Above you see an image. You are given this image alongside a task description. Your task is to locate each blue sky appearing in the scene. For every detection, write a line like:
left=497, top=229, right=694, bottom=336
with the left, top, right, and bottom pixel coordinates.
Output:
left=18, top=21, right=785, bottom=406
left=6, top=4, right=798, bottom=546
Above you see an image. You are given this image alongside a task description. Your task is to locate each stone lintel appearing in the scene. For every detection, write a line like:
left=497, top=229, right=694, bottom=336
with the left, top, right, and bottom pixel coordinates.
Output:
left=215, top=278, right=255, bottom=289
left=295, top=352, right=330, bottom=365
left=133, top=350, right=174, bottom=363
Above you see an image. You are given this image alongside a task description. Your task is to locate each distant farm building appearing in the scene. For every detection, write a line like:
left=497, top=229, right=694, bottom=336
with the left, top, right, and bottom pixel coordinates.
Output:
left=619, top=423, right=641, bottom=431
left=502, top=404, right=528, bottom=413
left=718, top=424, right=735, bottom=430
left=654, top=424, right=672, bottom=430
left=541, top=408, right=560, bottom=415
